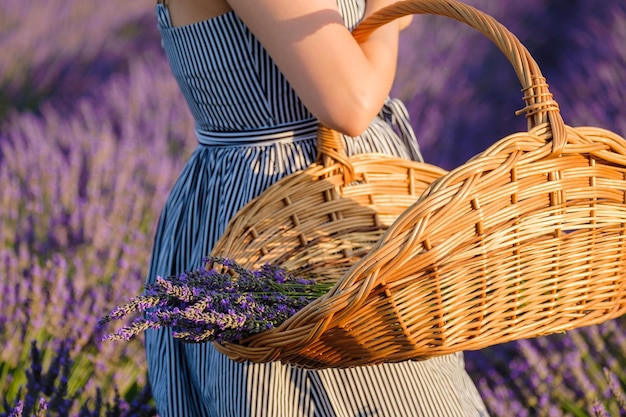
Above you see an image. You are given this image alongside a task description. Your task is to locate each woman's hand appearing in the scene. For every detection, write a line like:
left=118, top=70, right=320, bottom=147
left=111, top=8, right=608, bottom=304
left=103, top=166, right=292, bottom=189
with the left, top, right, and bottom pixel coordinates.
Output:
left=226, top=0, right=408, bottom=136
left=399, top=15, right=414, bottom=31
left=365, top=0, right=413, bottom=31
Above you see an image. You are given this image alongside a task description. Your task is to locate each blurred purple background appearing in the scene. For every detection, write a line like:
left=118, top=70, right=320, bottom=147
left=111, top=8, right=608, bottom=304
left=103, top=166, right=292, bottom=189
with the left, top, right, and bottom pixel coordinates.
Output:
left=1, top=0, right=624, bottom=415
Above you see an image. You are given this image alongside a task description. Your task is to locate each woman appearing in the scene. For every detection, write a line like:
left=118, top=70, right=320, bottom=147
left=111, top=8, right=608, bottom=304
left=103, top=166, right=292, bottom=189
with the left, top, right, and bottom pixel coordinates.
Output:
left=145, top=0, right=489, bottom=415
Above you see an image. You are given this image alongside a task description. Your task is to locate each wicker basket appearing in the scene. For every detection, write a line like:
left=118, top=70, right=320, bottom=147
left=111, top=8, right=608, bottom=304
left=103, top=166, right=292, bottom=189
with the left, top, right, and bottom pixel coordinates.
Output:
left=211, top=0, right=626, bottom=369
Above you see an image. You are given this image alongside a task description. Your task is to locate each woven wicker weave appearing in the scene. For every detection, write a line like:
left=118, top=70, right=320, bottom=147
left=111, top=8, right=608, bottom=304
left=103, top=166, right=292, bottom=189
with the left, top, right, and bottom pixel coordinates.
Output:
left=211, top=0, right=626, bottom=369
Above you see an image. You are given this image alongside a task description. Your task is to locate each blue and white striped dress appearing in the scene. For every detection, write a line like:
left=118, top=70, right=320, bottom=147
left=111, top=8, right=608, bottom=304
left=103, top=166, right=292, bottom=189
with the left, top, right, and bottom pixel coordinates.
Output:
left=145, top=1, right=489, bottom=416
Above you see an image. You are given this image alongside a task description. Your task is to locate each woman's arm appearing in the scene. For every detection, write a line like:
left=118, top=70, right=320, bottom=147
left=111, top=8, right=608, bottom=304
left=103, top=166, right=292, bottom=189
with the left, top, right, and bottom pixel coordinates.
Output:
left=226, top=0, right=410, bottom=136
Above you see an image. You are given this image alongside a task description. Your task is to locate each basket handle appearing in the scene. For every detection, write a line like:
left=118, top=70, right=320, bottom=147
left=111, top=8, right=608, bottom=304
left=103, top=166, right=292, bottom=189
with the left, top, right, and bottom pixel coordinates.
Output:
left=316, top=124, right=356, bottom=184
left=356, top=0, right=568, bottom=155
left=316, top=0, right=568, bottom=170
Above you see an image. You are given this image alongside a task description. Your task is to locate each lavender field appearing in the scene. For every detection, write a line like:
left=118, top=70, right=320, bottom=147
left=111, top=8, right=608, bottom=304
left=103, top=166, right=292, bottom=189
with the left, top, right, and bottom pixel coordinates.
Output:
left=1, top=0, right=625, bottom=415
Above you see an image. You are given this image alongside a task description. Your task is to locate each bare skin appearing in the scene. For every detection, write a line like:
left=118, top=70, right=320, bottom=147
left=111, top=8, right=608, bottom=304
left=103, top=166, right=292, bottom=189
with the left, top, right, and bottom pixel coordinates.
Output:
left=161, top=0, right=412, bottom=136
left=164, top=0, right=233, bottom=27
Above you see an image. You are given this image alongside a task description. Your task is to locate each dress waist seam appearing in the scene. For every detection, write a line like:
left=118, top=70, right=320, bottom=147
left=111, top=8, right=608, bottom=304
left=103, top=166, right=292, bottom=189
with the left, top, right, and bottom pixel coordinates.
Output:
left=195, top=119, right=319, bottom=148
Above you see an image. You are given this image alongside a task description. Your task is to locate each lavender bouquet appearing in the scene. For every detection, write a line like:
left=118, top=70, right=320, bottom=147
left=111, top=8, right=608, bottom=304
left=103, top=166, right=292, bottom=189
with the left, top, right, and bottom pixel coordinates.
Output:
left=99, top=257, right=332, bottom=344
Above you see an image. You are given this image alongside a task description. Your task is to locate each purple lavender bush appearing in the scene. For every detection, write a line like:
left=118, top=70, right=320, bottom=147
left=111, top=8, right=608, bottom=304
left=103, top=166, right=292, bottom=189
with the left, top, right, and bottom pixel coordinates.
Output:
left=548, top=1, right=626, bottom=138
left=465, top=320, right=626, bottom=416
left=1, top=341, right=155, bottom=417
left=393, top=0, right=547, bottom=169
left=393, top=0, right=626, bottom=169
left=0, top=0, right=160, bottom=118
left=0, top=44, right=194, bottom=412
